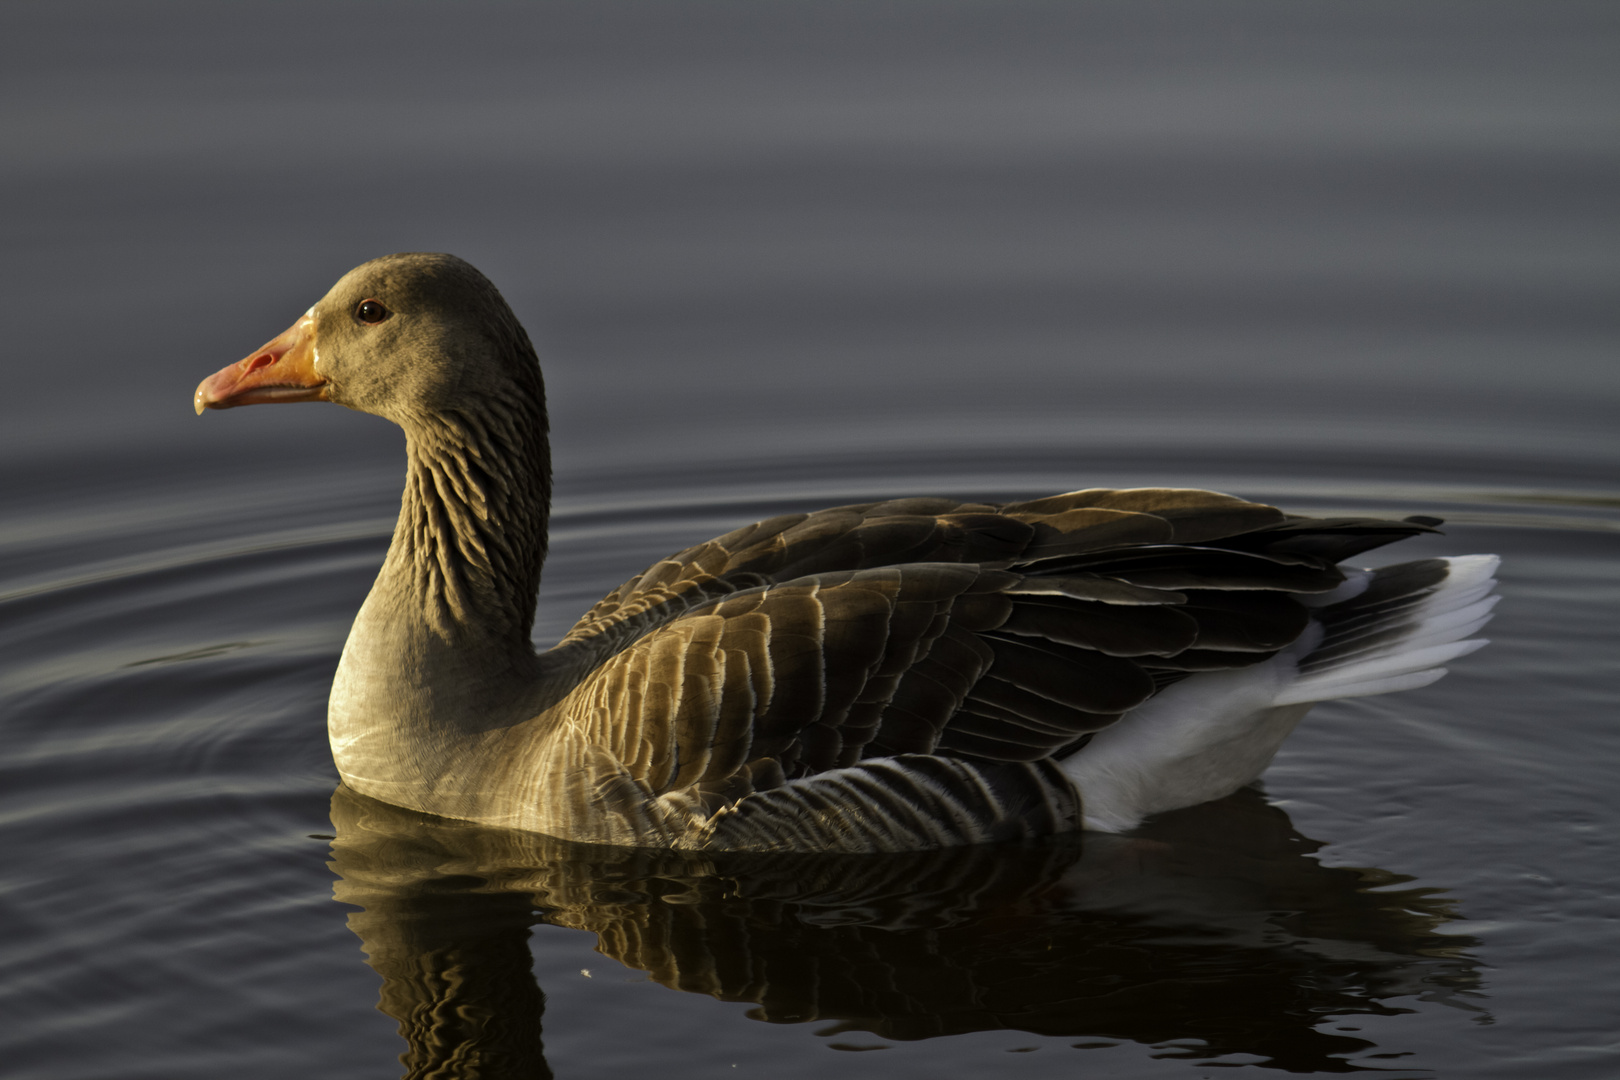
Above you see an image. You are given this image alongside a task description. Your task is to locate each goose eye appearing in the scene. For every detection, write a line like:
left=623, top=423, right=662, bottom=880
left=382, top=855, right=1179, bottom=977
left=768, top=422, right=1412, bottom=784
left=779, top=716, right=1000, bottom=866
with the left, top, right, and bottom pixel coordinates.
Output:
left=355, top=300, right=391, bottom=324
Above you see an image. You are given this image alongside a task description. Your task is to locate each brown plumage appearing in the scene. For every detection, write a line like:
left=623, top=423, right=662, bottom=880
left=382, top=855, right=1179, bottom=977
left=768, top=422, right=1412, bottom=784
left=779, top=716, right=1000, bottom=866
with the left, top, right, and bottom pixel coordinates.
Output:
left=194, top=253, right=1497, bottom=851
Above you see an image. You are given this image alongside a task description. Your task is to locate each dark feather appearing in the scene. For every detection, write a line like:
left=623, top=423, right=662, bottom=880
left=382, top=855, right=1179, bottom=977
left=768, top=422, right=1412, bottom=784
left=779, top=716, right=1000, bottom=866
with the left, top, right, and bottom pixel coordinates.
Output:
left=542, top=488, right=1451, bottom=846
left=982, top=634, right=1157, bottom=714
left=998, top=597, right=1200, bottom=657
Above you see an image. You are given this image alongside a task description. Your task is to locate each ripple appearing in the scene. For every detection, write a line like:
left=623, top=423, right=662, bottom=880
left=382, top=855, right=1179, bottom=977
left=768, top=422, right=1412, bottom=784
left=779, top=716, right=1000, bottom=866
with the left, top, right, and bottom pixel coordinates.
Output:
left=2, top=446, right=1616, bottom=1080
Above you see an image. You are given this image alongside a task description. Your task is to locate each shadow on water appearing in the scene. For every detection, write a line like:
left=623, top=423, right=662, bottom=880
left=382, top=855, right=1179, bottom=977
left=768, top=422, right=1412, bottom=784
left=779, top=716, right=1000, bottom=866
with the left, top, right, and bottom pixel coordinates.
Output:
left=329, top=784, right=1485, bottom=1077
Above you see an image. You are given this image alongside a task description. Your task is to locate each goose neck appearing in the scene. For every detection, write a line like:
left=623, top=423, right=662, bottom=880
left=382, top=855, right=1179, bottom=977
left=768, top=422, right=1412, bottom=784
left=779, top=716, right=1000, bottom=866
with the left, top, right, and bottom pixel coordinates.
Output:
left=391, top=403, right=551, bottom=650
left=329, top=393, right=553, bottom=791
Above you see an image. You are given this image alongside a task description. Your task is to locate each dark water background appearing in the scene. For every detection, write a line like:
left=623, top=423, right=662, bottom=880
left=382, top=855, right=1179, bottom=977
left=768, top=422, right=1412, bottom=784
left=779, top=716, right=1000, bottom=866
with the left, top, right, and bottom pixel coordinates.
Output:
left=3, top=2, right=1618, bottom=1076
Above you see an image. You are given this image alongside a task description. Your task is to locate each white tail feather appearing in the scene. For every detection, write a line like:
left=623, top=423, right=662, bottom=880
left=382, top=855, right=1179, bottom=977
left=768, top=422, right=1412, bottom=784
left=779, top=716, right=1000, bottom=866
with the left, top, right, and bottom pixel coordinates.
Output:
left=1065, top=553, right=1500, bottom=832
left=1274, top=555, right=1498, bottom=706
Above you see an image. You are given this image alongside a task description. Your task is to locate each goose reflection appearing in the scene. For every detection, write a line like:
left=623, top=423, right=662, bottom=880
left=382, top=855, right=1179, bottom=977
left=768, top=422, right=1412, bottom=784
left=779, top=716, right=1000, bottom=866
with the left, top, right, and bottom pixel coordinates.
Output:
left=329, top=785, right=1483, bottom=1076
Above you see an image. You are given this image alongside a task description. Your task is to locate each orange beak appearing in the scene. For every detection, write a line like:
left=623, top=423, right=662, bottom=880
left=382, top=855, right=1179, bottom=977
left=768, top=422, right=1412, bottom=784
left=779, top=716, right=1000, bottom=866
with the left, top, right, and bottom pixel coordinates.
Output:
left=194, top=312, right=329, bottom=414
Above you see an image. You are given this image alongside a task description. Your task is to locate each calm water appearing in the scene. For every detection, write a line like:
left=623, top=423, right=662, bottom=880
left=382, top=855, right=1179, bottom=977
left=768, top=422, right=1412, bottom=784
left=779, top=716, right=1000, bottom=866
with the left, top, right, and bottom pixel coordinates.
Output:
left=3, top=2, right=1618, bottom=1077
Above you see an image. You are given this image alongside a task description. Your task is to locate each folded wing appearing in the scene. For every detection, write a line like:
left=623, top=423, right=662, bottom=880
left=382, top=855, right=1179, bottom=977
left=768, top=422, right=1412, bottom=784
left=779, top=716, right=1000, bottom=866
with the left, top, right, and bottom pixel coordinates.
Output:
left=535, top=489, right=1441, bottom=850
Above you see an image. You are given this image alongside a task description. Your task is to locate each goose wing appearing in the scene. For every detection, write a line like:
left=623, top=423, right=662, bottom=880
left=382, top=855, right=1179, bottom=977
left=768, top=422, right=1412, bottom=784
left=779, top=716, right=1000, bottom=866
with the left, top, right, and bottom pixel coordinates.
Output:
left=557, top=487, right=1290, bottom=655
left=539, top=491, right=1438, bottom=851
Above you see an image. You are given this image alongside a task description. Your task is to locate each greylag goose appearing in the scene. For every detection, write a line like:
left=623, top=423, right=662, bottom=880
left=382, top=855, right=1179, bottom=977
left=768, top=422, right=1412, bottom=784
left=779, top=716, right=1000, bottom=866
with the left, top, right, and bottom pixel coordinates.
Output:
left=194, top=253, right=1498, bottom=852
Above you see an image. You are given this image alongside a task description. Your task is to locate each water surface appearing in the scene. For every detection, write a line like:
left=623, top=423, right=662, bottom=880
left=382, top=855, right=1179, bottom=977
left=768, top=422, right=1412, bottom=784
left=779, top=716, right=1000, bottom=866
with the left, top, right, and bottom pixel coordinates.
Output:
left=2, top=2, right=1618, bottom=1077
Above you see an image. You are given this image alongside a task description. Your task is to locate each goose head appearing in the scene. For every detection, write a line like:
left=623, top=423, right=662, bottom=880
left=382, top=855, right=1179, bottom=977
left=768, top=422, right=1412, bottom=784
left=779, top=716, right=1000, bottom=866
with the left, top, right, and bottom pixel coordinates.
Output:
left=194, top=252, right=541, bottom=426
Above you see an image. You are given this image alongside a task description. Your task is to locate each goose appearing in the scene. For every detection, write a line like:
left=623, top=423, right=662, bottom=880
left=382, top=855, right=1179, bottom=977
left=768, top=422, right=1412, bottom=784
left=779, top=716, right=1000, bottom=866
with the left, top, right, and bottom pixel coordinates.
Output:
left=194, top=253, right=1498, bottom=852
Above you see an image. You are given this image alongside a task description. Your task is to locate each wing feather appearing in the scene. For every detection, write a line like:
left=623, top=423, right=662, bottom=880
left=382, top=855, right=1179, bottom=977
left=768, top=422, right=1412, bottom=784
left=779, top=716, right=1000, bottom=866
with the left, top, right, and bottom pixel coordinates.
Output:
left=537, top=488, right=1441, bottom=847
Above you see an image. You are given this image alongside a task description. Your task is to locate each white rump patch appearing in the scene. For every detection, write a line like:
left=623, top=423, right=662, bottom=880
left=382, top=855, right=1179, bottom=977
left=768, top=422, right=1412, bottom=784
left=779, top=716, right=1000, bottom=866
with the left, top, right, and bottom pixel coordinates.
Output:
left=1065, top=554, right=1500, bottom=832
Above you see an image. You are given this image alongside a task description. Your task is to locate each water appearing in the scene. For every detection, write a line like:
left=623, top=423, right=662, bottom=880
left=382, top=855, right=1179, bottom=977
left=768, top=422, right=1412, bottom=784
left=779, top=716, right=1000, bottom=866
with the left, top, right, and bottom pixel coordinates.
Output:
left=2, top=2, right=1618, bottom=1076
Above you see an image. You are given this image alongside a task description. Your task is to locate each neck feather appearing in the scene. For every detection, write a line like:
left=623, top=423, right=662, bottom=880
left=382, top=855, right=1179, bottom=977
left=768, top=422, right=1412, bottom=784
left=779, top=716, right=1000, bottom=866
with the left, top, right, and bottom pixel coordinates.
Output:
left=395, top=391, right=551, bottom=649
left=329, top=317, right=555, bottom=808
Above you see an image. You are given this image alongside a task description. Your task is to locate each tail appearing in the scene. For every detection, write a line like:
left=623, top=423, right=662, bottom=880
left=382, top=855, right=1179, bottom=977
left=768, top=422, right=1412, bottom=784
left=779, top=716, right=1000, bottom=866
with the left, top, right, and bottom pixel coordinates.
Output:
left=1062, top=553, right=1499, bottom=832
left=1273, top=555, right=1500, bottom=706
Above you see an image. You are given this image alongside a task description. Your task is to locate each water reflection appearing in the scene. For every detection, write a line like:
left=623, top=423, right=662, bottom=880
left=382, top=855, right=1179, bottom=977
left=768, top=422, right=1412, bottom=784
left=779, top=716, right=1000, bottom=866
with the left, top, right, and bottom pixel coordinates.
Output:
left=330, top=785, right=1483, bottom=1076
